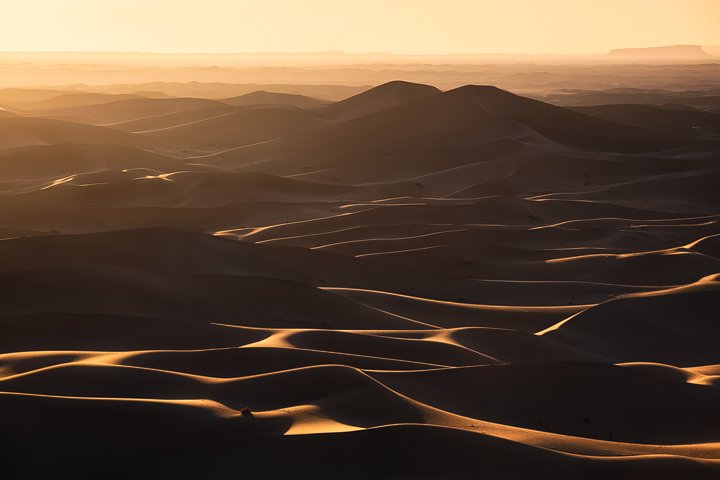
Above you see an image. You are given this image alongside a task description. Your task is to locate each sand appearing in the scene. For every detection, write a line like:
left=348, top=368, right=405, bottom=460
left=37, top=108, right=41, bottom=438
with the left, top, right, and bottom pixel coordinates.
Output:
left=0, top=80, right=719, bottom=478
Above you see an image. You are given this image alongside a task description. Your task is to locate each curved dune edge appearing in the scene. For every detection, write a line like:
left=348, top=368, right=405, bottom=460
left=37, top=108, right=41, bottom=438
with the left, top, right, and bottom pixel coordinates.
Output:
left=1, top=81, right=719, bottom=477
left=1, top=386, right=718, bottom=461
left=2, top=357, right=719, bottom=459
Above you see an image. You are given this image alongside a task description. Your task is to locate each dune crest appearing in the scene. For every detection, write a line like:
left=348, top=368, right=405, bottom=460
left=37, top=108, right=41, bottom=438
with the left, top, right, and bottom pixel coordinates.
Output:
left=1, top=78, right=719, bottom=478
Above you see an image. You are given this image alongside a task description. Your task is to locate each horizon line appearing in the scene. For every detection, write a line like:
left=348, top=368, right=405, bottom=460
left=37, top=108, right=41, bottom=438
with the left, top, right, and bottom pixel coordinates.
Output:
left=0, top=45, right=718, bottom=57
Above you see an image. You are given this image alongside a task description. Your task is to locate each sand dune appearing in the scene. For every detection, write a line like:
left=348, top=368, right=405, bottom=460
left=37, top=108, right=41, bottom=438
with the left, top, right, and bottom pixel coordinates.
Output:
left=0, top=171, right=359, bottom=208
left=543, top=88, right=720, bottom=109
left=140, top=106, right=330, bottom=148
left=544, top=281, right=720, bottom=365
left=0, top=87, right=93, bottom=106
left=370, top=361, right=720, bottom=443
left=0, top=143, right=196, bottom=179
left=39, top=97, right=229, bottom=124
left=5, top=412, right=718, bottom=478
left=223, top=90, right=326, bottom=108
left=0, top=313, right=269, bottom=353
left=107, top=105, right=240, bottom=133
left=1, top=80, right=719, bottom=478
left=539, top=168, right=720, bottom=212
left=316, top=80, right=441, bottom=120
left=204, top=83, right=692, bottom=176
left=4, top=360, right=719, bottom=444
left=0, top=117, right=154, bottom=149
left=571, top=104, right=720, bottom=137
left=0, top=265, right=427, bottom=329
left=12, top=92, right=145, bottom=112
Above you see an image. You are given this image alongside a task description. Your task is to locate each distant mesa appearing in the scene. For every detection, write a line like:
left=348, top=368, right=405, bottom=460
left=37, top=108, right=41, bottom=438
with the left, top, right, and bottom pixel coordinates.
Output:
left=608, top=45, right=715, bottom=59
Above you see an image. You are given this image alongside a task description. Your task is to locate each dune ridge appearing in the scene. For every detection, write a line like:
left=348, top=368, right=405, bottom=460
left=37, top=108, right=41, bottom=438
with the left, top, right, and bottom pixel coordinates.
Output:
left=1, top=80, right=719, bottom=478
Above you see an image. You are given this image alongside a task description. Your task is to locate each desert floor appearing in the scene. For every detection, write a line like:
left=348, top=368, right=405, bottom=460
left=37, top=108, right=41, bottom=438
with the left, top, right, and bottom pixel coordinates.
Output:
left=1, top=79, right=719, bottom=478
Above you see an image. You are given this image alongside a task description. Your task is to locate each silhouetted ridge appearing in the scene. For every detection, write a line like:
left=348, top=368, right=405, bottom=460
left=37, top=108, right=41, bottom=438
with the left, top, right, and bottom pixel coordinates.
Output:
left=223, top=91, right=325, bottom=108
left=609, top=45, right=714, bottom=59
left=545, top=286, right=720, bottom=366
left=318, top=80, right=441, bottom=120
left=438, top=85, right=690, bottom=152
left=0, top=117, right=155, bottom=149
left=1, top=73, right=718, bottom=480
left=45, top=97, right=228, bottom=124
left=210, top=83, right=693, bottom=174
left=0, top=144, right=193, bottom=179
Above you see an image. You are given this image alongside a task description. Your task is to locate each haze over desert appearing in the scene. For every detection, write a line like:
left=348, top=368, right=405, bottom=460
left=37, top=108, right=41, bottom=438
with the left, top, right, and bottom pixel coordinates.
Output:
left=1, top=0, right=720, bottom=478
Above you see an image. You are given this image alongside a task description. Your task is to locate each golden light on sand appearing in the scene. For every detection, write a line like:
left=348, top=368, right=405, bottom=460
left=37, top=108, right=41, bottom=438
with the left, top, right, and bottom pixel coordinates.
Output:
left=1, top=0, right=719, bottom=477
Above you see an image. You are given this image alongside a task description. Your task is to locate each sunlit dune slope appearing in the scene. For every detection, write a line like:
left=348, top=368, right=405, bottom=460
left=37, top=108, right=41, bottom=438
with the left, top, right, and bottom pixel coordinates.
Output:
left=0, top=80, right=719, bottom=478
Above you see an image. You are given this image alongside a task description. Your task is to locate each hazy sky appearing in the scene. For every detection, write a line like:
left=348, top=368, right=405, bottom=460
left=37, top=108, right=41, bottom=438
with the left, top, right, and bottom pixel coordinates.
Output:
left=3, top=0, right=720, bottom=54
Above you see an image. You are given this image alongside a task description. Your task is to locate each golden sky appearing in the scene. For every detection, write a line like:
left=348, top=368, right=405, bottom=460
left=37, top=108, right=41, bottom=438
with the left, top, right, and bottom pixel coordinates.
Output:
left=3, top=0, right=720, bottom=54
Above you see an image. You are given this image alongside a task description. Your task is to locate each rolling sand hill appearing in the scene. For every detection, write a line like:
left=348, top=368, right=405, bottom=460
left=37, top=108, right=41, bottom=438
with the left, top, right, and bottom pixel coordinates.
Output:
left=39, top=97, right=229, bottom=125
left=10, top=92, right=146, bottom=112
left=223, top=91, right=326, bottom=108
left=0, top=80, right=719, bottom=478
left=203, top=83, right=691, bottom=176
left=0, top=117, right=156, bottom=149
left=140, top=105, right=332, bottom=148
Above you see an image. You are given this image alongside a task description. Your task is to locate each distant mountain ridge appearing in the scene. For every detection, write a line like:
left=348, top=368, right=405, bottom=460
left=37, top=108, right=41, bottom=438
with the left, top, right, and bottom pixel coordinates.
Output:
left=609, top=45, right=715, bottom=58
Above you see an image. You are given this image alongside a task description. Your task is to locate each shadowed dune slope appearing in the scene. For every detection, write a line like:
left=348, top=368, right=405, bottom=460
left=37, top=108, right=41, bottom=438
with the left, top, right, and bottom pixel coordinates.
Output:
left=316, top=80, right=441, bottom=120
left=207, top=84, right=691, bottom=175
left=0, top=117, right=155, bottom=149
left=0, top=143, right=197, bottom=180
left=0, top=265, right=423, bottom=329
left=15, top=92, right=145, bottom=112
left=141, top=106, right=331, bottom=148
left=0, top=171, right=359, bottom=208
left=223, top=90, right=327, bottom=108
left=41, top=97, right=229, bottom=124
left=1, top=81, right=719, bottom=478
left=544, top=284, right=720, bottom=366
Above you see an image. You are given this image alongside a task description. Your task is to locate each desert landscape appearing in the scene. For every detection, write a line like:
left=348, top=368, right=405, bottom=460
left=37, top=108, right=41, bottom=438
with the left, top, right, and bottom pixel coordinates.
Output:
left=1, top=70, right=719, bottom=478
left=2, top=1, right=720, bottom=478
